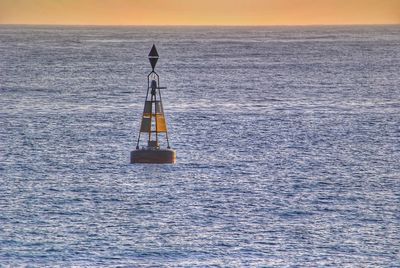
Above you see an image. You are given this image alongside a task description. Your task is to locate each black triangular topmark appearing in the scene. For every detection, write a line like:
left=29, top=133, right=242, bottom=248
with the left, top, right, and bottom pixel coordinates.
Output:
left=149, top=44, right=159, bottom=58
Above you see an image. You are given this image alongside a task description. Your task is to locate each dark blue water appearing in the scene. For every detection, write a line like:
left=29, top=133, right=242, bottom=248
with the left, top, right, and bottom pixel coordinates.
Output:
left=0, top=25, right=399, bottom=266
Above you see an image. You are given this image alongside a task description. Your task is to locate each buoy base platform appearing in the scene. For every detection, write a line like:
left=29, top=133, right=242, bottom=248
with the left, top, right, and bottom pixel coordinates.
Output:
left=131, top=148, right=176, bottom=164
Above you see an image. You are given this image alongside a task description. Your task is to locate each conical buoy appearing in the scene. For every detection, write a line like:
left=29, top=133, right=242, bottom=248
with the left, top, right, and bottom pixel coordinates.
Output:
left=131, top=45, right=176, bottom=164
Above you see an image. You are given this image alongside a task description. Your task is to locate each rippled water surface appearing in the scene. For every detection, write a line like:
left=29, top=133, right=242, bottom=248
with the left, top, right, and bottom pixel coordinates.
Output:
left=0, top=25, right=399, bottom=266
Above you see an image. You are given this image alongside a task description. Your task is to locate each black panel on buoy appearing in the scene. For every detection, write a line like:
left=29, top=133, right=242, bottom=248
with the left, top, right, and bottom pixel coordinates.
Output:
left=131, top=45, right=176, bottom=164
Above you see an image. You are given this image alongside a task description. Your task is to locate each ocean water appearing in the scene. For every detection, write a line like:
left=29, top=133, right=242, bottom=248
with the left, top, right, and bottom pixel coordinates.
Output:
left=0, top=25, right=399, bottom=267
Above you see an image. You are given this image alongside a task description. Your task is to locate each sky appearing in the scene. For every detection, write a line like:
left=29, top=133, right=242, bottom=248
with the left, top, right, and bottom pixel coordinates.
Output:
left=0, top=0, right=399, bottom=26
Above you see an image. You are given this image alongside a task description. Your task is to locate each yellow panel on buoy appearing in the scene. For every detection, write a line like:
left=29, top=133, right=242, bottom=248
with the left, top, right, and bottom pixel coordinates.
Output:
left=156, top=116, right=167, bottom=132
left=140, top=117, right=151, bottom=132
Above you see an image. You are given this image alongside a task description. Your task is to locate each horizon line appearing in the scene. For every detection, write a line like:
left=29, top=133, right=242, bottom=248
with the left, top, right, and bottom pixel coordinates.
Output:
left=1, top=23, right=399, bottom=27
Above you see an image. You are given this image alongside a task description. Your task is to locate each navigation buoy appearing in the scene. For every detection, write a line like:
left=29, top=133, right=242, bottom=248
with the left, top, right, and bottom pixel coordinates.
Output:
left=131, top=45, right=176, bottom=164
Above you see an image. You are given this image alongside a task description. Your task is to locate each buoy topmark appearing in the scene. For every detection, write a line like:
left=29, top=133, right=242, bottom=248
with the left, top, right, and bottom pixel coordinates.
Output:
left=131, top=45, right=176, bottom=164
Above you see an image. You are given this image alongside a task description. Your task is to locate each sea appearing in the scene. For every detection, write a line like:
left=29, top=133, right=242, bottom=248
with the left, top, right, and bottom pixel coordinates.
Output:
left=0, top=25, right=399, bottom=267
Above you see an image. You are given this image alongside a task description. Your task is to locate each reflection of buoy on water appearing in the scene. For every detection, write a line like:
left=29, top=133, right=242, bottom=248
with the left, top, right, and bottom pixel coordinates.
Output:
left=131, top=45, right=176, bottom=164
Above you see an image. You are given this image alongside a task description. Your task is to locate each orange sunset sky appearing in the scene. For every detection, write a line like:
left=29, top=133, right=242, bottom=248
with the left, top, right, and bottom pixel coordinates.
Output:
left=0, top=0, right=399, bottom=26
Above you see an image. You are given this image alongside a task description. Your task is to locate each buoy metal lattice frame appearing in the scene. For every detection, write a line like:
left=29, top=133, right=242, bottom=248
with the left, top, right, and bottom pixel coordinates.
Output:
left=135, top=69, right=171, bottom=150
left=131, top=45, right=175, bottom=164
